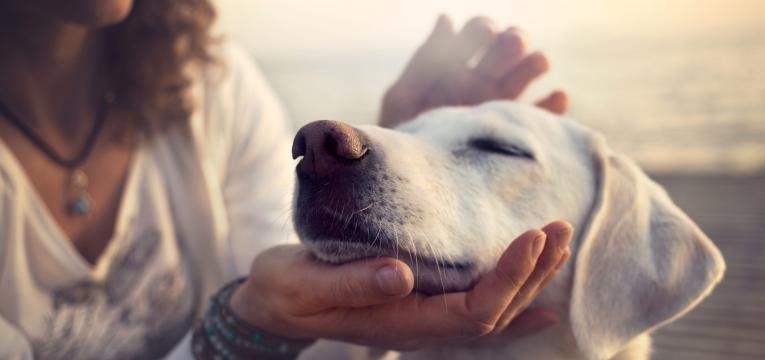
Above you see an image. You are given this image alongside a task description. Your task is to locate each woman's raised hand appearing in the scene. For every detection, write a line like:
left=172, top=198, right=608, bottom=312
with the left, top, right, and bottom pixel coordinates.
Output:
left=380, top=16, right=568, bottom=128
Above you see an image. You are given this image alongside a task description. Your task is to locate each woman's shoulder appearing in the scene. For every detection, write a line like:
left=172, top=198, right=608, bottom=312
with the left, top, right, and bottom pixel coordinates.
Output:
left=187, top=40, right=292, bottom=180
left=196, top=40, right=285, bottom=118
left=209, top=41, right=270, bottom=96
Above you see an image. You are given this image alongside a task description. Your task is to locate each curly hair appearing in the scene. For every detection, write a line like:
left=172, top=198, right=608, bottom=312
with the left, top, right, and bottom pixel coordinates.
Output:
left=107, top=0, right=217, bottom=137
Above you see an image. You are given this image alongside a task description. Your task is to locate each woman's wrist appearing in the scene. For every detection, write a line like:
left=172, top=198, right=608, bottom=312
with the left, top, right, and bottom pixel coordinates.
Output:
left=228, top=280, right=270, bottom=331
left=229, top=278, right=316, bottom=341
left=192, top=277, right=316, bottom=360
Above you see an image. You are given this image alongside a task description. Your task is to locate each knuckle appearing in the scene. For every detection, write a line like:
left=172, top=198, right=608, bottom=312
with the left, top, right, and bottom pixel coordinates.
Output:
left=331, top=274, right=366, bottom=305
left=286, top=288, right=314, bottom=314
left=275, top=273, right=302, bottom=298
left=270, top=275, right=316, bottom=315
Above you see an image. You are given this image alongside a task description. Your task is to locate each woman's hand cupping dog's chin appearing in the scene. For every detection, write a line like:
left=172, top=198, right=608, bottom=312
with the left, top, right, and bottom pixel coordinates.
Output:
left=379, top=15, right=568, bottom=129
left=228, top=221, right=572, bottom=350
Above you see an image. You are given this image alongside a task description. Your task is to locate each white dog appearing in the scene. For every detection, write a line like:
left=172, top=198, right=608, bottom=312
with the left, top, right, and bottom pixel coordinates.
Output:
left=291, top=101, right=726, bottom=360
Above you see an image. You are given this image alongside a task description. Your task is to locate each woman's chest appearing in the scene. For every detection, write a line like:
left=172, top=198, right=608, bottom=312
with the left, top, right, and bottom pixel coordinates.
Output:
left=0, top=149, right=200, bottom=358
left=0, top=123, right=135, bottom=264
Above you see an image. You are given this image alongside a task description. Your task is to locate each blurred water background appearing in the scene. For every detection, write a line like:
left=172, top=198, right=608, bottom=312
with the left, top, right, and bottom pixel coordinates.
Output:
left=216, top=0, right=765, bottom=175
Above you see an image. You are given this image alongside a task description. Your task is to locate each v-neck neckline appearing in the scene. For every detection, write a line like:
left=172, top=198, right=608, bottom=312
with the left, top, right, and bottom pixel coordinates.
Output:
left=0, top=137, right=143, bottom=278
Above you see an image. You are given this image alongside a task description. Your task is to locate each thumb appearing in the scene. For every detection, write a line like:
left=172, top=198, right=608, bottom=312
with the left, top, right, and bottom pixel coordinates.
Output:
left=307, top=258, right=415, bottom=309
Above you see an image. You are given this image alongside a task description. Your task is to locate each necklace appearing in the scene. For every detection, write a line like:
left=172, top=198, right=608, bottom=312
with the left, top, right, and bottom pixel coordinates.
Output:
left=0, top=92, right=115, bottom=216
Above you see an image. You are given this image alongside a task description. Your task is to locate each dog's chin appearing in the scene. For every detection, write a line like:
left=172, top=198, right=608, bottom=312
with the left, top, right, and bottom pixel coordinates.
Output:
left=303, top=239, right=479, bottom=295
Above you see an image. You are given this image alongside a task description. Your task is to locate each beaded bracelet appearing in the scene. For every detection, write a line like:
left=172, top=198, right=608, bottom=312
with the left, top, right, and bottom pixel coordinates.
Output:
left=192, top=277, right=316, bottom=360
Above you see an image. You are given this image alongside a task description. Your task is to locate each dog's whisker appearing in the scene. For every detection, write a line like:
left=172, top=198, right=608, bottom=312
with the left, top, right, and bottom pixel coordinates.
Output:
left=424, top=240, right=449, bottom=312
left=353, top=201, right=375, bottom=214
left=405, top=229, right=420, bottom=292
left=393, top=227, right=400, bottom=264
left=323, top=193, right=338, bottom=229
left=341, top=202, right=355, bottom=232
left=352, top=215, right=359, bottom=236
left=365, top=223, right=371, bottom=255
left=343, top=184, right=358, bottom=231
left=331, top=192, right=345, bottom=229
left=278, top=205, right=295, bottom=227
left=365, top=227, right=382, bottom=253
left=418, top=230, right=449, bottom=298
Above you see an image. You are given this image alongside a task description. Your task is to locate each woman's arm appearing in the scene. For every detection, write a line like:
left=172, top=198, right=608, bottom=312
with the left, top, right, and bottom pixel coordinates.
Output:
left=215, top=43, right=299, bottom=276
left=157, top=41, right=298, bottom=359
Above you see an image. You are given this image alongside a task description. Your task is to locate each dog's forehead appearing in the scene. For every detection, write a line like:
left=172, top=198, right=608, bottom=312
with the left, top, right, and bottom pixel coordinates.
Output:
left=398, top=101, right=565, bottom=142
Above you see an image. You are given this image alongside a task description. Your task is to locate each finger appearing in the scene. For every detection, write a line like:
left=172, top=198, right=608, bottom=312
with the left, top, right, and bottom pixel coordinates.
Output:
left=295, top=256, right=415, bottom=311
left=539, top=248, right=570, bottom=289
left=534, top=220, right=573, bottom=281
left=416, top=17, right=495, bottom=108
left=380, top=14, right=454, bottom=123
left=474, top=27, right=527, bottom=79
left=454, top=17, right=498, bottom=65
left=413, top=230, right=546, bottom=334
left=427, top=14, right=455, bottom=43
left=535, top=90, right=569, bottom=114
left=391, top=15, right=455, bottom=96
left=516, top=221, right=572, bottom=294
left=498, top=51, right=550, bottom=100
left=494, top=221, right=573, bottom=329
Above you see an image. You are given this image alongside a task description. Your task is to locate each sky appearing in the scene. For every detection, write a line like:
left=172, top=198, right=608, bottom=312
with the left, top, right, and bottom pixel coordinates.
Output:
left=215, top=0, right=765, bottom=57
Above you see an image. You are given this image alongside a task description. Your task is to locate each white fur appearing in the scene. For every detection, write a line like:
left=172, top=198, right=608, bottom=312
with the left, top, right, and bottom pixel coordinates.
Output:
left=296, top=101, right=726, bottom=360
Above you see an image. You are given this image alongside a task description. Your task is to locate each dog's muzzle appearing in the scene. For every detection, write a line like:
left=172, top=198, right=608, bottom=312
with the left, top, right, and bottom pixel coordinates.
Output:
left=291, top=120, right=385, bottom=247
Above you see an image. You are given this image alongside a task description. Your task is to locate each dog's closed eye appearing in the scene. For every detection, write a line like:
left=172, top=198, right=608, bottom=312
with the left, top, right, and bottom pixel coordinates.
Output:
left=468, top=138, right=534, bottom=160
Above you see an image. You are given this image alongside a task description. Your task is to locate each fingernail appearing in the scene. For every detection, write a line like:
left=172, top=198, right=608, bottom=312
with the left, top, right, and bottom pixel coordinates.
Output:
left=376, top=265, right=407, bottom=296
left=557, top=225, right=573, bottom=245
left=531, top=233, right=546, bottom=258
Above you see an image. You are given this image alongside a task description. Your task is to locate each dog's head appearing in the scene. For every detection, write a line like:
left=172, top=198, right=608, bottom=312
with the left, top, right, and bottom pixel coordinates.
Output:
left=291, top=101, right=724, bottom=359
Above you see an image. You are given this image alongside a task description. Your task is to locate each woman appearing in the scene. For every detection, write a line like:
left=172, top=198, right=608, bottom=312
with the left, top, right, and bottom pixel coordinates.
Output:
left=0, top=0, right=572, bottom=358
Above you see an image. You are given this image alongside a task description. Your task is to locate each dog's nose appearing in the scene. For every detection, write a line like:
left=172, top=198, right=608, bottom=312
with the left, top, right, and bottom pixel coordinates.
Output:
left=292, top=120, right=369, bottom=178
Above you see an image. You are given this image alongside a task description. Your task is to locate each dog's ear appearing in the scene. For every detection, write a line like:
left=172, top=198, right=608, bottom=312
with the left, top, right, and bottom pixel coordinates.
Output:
left=569, top=135, right=725, bottom=359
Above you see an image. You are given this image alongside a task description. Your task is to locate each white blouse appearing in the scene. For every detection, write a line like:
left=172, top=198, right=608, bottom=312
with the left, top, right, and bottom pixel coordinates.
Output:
left=0, top=42, right=298, bottom=359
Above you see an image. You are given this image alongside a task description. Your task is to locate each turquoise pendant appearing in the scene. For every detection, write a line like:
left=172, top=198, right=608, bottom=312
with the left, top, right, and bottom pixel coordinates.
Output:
left=68, top=169, right=92, bottom=216
left=70, top=196, right=92, bottom=215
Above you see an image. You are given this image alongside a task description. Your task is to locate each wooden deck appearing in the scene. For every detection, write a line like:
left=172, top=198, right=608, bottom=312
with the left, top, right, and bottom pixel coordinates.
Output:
left=650, top=172, right=765, bottom=360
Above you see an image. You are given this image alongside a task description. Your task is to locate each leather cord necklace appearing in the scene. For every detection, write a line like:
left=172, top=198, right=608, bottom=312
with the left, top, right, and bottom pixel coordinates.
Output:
left=0, top=92, right=115, bottom=216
